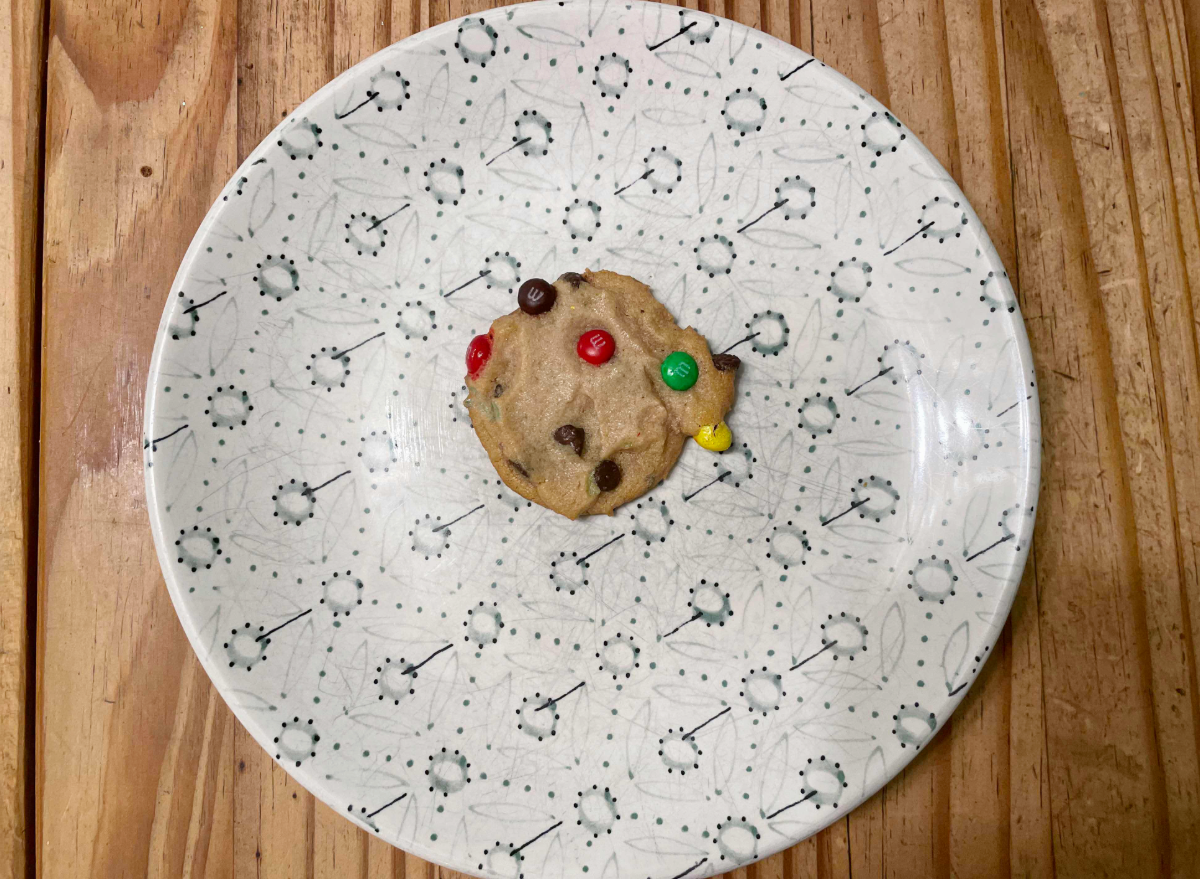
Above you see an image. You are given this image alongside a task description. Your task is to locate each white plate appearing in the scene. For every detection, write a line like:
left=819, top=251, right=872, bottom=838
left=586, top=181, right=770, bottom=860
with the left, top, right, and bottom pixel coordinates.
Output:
left=144, top=3, right=1040, bottom=876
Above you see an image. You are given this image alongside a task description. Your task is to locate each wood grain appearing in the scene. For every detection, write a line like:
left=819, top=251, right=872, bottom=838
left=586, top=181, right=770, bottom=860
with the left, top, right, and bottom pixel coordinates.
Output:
left=0, top=0, right=44, bottom=876
left=26, top=0, right=1200, bottom=877
left=36, top=1, right=239, bottom=878
left=1004, top=0, right=1172, bottom=872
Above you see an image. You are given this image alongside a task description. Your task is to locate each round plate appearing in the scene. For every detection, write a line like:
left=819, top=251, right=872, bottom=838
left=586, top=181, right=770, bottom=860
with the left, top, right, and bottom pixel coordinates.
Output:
left=144, top=3, right=1040, bottom=876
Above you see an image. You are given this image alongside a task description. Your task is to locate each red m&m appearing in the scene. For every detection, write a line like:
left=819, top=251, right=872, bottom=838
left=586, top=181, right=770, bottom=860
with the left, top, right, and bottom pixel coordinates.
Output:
left=466, top=333, right=492, bottom=378
left=577, top=329, right=615, bottom=365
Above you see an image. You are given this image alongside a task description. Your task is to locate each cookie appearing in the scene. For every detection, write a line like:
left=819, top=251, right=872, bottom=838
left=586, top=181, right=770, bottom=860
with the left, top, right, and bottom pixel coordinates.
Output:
left=464, top=269, right=740, bottom=518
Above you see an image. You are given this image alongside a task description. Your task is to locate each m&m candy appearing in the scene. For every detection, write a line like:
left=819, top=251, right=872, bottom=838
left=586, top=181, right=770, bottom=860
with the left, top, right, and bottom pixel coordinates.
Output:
left=466, top=333, right=492, bottom=378
left=660, top=351, right=699, bottom=390
left=577, top=329, right=615, bottom=365
left=694, top=421, right=732, bottom=452
left=518, top=278, right=557, bottom=315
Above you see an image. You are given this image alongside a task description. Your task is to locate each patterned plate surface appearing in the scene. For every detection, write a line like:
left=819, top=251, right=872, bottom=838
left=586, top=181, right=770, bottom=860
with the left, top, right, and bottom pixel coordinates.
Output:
left=144, top=3, right=1040, bottom=876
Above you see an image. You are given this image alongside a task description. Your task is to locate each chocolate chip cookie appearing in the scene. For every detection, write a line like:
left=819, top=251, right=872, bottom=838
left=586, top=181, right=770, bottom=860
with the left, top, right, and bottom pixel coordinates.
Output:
left=463, top=269, right=740, bottom=518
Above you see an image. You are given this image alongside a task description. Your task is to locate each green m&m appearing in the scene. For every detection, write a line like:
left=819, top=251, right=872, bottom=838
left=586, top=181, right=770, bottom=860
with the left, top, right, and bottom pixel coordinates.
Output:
left=660, top=351, right=699, bottom=390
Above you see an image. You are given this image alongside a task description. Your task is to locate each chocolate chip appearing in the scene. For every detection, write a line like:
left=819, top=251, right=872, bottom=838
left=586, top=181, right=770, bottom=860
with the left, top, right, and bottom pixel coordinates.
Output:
left=518, top=278, right=557, bottom=315
left=592, top=460, right=621, bottom=492
left=557, top=272, right=586, bottom=288
left=553, top=424, right=585, bottom=456
left=493, top=383, right=504, bottom=398
left=712, top=353, right=742, bottom=372
left=507, top=459, right=529, bottom=479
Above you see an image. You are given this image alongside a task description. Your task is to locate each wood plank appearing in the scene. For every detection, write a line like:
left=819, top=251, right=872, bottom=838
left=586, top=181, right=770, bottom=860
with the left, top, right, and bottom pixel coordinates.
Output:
left=0, top=0, right=44, bottom=875
left=392, top=0, right=431, bottom=40
left=234, top=730, right=315, bottom=879
left=815, top=818, right=848, bottom=878
left=1154, top=0, right=1200, bottom=776
left=199, top=714, right=236, bottom=879
left=145, top=652, right=233, bottom=879
left=1181, top=0, right=1200, bottom=170
left=845, top=793, right=883, bottom=879
left=36, top=2, right=239, bottom=879
left=1000, top=0, right=1172, bottom=873
left=945, top=642, right=1010, bottom=879
left=810, top=0, right=889, bottom=104
left=726, top=0, right=760, bottom=30
left=951, top=4, right=1057, bottom=875
left=1101, top=0, right=1200, bottom=871
left=876, top=0, right=960, bottom=177
left=1007, top=561, right=1053, bottom=878
left=1017, top=0, right=1200, bottom=873
left=879, top=737, right=951, bottom=879
left=335, top=0, right=391, bottom=75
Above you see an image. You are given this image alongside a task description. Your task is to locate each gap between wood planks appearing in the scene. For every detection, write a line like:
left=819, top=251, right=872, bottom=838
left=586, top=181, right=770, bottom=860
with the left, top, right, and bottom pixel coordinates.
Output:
left=4, top=0, right=51, bottom=877
left=24, top=1, right=48, bottom=873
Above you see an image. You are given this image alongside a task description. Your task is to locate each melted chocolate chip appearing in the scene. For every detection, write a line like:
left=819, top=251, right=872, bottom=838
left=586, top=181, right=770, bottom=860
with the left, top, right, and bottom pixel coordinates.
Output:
left=553, top=424, right=585, bottom=456
left=592, top=460, right=621, bottom=492
left=493, top=383, right=504, bottom=398
left=557, top=272, right=586, bottom=288
left=712, top=353, right=742, bottom=372
left=507, top=459, right=529, bottom=479
left=518, top=278, right=557, bottom=315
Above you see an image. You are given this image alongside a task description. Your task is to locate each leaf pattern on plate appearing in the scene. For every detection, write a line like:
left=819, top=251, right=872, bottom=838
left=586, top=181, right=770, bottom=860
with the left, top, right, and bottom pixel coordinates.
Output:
left=422, top=62, right=451, bottom=138
left=655, top=50, right=719, bottom=79
left=757, top=732, right=791, bottom=815
left=569, top=106, right=594, bottom=189
left=624, top=836, right=708, bottom=857
left=511, top=78, right=582, bottom=109
left=343, top=122, right=418, bottom=149
left=475, top=89, right=509, bottom=155
left=942, top=621, right=970, bottom=694
left=733, top=150, right=764, bottom=223
left=739, top=227, right=822, bottom=250
left=695, top=133, right=717, bottom=212
left=894, top=256, right=973, bottom=277
left=879, top=602, right=905, bottom=676
left=489, top=167, right=562, bottom=192
left=469, top=801, right=559, bottom=823
left=517, top=23, right=586, bottom=45
left=247, top=168, right=276, bottom=237
left=642, top=107, right=707, bottom=127
left=306, top=192, right=339, bottom=258
left=625, top=699, right=654, bottom=778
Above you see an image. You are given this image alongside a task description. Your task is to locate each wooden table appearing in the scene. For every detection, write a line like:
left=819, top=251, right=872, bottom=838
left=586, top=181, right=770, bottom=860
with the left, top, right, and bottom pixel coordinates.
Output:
left=3, top=0, right=1200, bottom=875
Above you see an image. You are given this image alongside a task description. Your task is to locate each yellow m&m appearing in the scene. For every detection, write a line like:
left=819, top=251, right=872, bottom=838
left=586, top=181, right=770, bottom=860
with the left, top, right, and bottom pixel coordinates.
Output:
left=694, top=421, right=732, bottom=452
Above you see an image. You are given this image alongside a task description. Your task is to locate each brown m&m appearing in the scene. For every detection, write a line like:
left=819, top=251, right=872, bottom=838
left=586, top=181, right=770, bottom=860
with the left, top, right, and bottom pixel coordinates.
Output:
left=518, top=278, right=557, bottom=315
